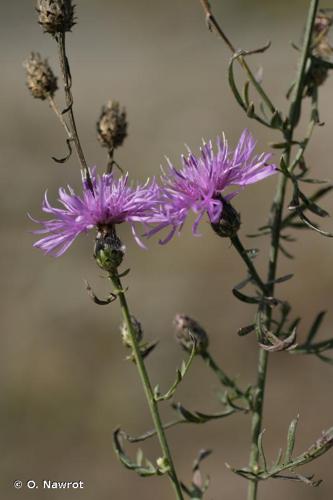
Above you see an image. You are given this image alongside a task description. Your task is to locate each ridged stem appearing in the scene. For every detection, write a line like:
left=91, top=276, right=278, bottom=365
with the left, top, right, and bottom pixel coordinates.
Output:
left=56, top=32, right=94, bottom=192
left=110, top=271, right=184, bottom=500
left=246, top=2, right=319, bottom=499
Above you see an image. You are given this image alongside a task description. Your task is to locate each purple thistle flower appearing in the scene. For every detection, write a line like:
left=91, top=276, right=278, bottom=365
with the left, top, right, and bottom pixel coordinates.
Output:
left=32, top=168, right=159, bottom=256
left=148, top=129, right=276, bottom=243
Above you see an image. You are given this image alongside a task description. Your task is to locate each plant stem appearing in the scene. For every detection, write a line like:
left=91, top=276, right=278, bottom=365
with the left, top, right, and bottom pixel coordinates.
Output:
left=201, top=350, right=246, bottom=399
left=199, top=0, right=276, bottom=114
left=246, top=348, right=268, bottom=500
left=110, top=271, right=184, bottom=500
left=48, top=96, right=72, bottom=137
left=56, top=32, right=94, bottom=192
left=106, top=147, right=115, bottom=174
left=246, top=2, right=319, bottom=499
left=230, top=234, right=267, bottom=295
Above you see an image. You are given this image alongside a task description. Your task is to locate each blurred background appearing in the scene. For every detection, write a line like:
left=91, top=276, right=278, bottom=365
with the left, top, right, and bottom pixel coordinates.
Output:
left=1, top=0, right=333, bottom=499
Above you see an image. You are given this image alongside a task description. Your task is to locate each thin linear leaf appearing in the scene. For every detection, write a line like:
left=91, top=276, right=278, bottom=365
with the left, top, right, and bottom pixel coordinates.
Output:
left=258, top=429, right=267, bottom=472
left=307, top=311, right=327, bottom=344
left=284, top=415, right=299, bottom=464
left=155, top=338, right=196, bottom=401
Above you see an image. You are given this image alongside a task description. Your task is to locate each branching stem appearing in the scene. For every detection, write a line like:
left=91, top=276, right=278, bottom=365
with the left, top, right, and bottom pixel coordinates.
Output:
left=110, top=271, right=184, bottom=500
left=230, top=234, right=268, bottom=295
left=199, top=0, right=276, bottom=114
left=48, top=95, right=72, bottom=137
left=247, top=2, right=319, bottom=499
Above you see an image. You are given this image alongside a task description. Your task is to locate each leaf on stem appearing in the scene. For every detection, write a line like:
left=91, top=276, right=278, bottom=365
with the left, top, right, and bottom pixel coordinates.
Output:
left=256, top=310, right=297, bottom=351
left=154, top=338, right=196, bottom=401
left=52, top=137, right=73, bottom=163
left=284, top=415, right=299, bottom=464
left=238, top=324, right=255, bottom=336
left=172, top=402, right=235, bottom=424
left=84, top=280, right=117, bottom=305
left=228, top=44, right=278, bottom=129
left=227, top=423, right=333, bottom=486
left=307, top=311, right=327, bottom=344
left=113, top=428, right=163, bottom=477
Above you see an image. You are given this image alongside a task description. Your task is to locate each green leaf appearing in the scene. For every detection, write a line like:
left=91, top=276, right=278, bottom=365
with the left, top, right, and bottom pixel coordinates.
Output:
left=284, top=415, right=299, bottom=464
left=307, top=311, right=326, bottom=344
left=258, top=429, right=267, bottom=472
left=238, top=324, right=255, bottom=336
left=232, top=288, right=261, bottom=304
left=155, top=340, right=196, bottom=401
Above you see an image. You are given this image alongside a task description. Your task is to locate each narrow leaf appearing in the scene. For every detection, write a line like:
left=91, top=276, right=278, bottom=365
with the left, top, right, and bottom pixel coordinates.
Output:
left=307, top=311, right=326, bottom=344
left=284, top=415, right=299, bottom=464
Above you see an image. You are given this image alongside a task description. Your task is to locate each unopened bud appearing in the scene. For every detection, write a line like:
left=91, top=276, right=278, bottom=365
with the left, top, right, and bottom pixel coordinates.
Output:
left=174, top=314, right=209, bottom=354
left=94, top=226, right=125, bottom=273
left=24, top=52, right=58, bottom=100
left=156, top=456, right=170, bottom=473
left=120, top=315, right=143, bottom=348
left=211, top=198, right=241, bottom=238
left=36, top=0, right=76, bottom=35
left=97, top=101, right=128, bottom=150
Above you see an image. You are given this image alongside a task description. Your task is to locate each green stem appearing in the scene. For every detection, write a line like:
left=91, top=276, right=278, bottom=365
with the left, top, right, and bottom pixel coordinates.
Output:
left=246, top=2, right=319, bottom=499
left=247, top=348, right=269, bottom=500
left=230, top=234, right=267, bottom=295
left=110, top=271, right=184, bottom=500
left=201, top=350, right=246, bottom=399
left=199, top=0, right=276, bottom=114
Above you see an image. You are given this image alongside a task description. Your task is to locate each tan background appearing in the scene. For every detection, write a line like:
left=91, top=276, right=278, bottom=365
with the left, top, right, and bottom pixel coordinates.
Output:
left=1, top=0, right=333, bottom=499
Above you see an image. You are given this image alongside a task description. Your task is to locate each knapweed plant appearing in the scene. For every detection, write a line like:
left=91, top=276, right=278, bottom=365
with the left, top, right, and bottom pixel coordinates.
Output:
left=25, top=1, right=333, bottom=499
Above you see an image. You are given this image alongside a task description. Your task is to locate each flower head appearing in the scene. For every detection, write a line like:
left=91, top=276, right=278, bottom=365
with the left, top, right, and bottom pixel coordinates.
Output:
left=174, top=314, right=209, bottom=354
left=149, top=130, right=276, bottom=243
left=32, top=168, right=159, bottom=256
left=36, top=0, right=76, bottom=35
left=97, top=100, right=128, bottom=151
left=24, top=52, right=58, bottom=100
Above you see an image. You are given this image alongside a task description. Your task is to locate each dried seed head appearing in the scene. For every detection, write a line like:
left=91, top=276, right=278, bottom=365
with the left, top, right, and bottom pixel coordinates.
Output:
left=24, top=52, right=58, bottom=100
left=97, top=101, right=128, bottom=150
left=303, top=11, right=333, bottom=96
left=120, top=315, right=143, bottom=348
left=94, top=226, right=125, bottom=273
left=313, top=12, right=333, bottom=59
left=36, top=0, right=76, bottom=35
left=174, top=314, right=209, bottom=354
left=211, top=198, right=241, bottom=238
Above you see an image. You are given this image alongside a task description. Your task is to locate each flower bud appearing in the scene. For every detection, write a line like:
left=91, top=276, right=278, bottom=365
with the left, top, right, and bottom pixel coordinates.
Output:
left=94, top=226, right=125, bottom=273
left=174, top=314, right=209, bottom=354
left=97, top=101, right=128, bottom=150
left=120, top=315, right=143, bottom=348
left=156, top=456, right=170, bottom=473
left=36, top=0, right=76, bottom=35
left=305, top=11, right=333, bottom=96
left=24, top=52, right=58, bottom=100
left=211, top=198, right=241, bottom=238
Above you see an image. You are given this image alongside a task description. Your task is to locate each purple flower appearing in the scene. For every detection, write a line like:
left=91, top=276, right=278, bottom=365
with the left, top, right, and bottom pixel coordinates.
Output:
left=148, top=130, right=276, bottom=243
left=32, top=168, right=159, bottom=256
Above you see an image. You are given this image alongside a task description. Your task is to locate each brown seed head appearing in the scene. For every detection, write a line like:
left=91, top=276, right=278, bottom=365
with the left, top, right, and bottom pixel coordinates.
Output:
left=36, top=0, right=76, bottom=35
left=174, top=314, right=209, bottom=354
left=97, top=101, right=128, bottom=150
left=312, top=11, right=333, bottom=59
left=24, top=52, right=58, bottom=100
